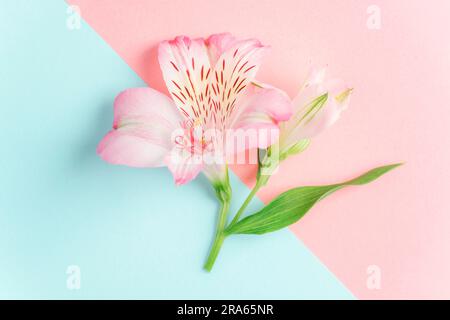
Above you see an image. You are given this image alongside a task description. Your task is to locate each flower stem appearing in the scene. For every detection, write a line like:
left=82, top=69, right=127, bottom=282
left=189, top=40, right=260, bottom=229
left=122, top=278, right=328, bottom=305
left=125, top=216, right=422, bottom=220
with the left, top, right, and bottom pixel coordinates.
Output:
left=228, top=174, right=270, bottom=228
left=204, top=169, right=232, bottom=272
left=204, top=199, right=230, bottom=272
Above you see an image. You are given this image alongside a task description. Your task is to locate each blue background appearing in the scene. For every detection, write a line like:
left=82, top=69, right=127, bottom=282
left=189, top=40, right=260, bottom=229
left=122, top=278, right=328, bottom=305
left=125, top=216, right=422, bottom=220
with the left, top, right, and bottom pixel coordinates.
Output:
left=0, top=1, right=353, bottom=299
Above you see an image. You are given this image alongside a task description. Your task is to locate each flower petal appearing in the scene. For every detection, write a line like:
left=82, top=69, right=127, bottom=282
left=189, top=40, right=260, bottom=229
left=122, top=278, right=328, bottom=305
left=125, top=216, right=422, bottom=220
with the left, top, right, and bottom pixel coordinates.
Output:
left=158, top=36, right=211, bottom=121
left=227, top=83, right=293, bottom=152
left=97, top=127, right=170, bottom=167
left=158, top=34, right=269, bottom=131
left=288, top=95, right=341, bottom=139
left=205, top=33, right=237, bottom=66
left=280, top=67, right=352, bottom=146
left=113, top=87, right=182, bottom=132
left=206, top=34, right=270, bottom=127
left=97, top=87, right=182, bottom=167
left=202, top=162, right=228, bottom=184
left=206, top=33, right=268, bottom=81
left=164, top=149, right=203, bottom=185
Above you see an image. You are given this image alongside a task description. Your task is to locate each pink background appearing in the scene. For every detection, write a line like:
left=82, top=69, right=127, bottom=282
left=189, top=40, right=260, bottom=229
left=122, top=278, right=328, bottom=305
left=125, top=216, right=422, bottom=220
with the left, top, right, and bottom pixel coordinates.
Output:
left=69, top=0, right=450, bottom=299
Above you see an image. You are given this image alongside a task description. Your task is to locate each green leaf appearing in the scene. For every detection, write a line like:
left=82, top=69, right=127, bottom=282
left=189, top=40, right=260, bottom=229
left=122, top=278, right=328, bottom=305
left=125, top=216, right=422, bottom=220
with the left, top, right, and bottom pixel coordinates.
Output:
left=225, top=163, right=402, bottom=235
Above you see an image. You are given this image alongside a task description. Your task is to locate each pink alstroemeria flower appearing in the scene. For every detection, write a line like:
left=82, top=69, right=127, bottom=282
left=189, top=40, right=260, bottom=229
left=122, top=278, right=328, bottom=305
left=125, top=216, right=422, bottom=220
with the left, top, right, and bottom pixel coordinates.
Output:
left=277, top=66, right=352, bottom=156
left=97, top=33, right=292, bottom=186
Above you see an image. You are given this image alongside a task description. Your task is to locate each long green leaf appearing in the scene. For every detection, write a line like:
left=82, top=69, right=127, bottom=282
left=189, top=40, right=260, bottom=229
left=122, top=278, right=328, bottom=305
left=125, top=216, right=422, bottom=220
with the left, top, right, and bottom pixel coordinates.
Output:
left=225, top=163, right=402, bottom=235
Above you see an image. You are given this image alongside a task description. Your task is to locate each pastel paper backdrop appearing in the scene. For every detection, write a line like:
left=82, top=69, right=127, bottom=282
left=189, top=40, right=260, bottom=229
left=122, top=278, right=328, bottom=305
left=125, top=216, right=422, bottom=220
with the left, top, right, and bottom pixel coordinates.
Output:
left=0, top=0, right=351, bottom=299
left=1, top=0, right=449, bottom=299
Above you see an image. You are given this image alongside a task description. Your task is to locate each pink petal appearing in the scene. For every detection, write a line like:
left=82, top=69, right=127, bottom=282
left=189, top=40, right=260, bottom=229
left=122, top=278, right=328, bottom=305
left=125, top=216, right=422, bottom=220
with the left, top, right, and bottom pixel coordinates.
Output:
left=97, top=127, right=170, bottom=167
left=158, top=36, right=211, bottom=120
left=158, top=34, right=269, bottom=131
left=205, top=33, right=268, bottom=76
left=227, top=83, right=293, bottom=152
left=305, top=66, right=327, bottom=87
left=205, top=33, right=237, bottom=66
left=97, top=87, right=182, bottom=168
left=206, top=35, right=270, bottom=121
left=283, top=67, right=351, bottom=142
left=113, top=87, right=182, bottom=131
left=289, top=99, right=341, bottom=139
left=164, top=149, right=203, bottom=185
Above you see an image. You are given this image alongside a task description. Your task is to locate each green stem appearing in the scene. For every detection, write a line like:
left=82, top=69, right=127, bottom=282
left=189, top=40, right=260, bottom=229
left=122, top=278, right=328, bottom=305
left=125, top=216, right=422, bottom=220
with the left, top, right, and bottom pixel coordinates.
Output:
left=204, top=199, right=230, bottom=272
left=229, top=175, right=269, bottom=227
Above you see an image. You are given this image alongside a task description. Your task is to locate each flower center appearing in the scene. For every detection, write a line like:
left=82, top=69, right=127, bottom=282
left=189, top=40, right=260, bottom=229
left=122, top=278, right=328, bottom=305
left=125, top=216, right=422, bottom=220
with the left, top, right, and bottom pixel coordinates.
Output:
left=174, top=120, right=213, bottom=156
